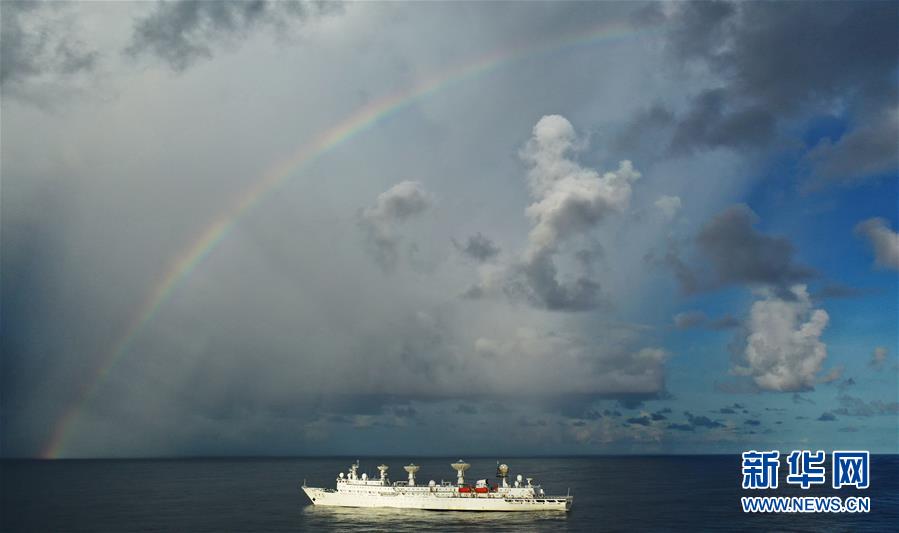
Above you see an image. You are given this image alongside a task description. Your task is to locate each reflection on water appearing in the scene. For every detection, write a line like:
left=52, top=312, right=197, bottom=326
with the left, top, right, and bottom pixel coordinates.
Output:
left=302, top=505, right=570, bottom=532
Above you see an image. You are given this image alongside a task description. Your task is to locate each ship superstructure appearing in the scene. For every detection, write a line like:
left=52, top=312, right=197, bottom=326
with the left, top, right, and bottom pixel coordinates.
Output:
left=301, top=460, right=572, bottom=511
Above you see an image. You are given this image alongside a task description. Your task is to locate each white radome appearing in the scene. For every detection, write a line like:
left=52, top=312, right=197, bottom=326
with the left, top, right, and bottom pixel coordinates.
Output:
left=301, top=460, right=573, bottom=512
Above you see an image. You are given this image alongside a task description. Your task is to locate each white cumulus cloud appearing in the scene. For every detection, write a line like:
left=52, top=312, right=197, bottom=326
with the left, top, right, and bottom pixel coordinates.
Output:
left=522, top=115, right=640, bottom=256
left=469, top=115, right=641, bottom=311
left=735, top=284, right=829, bottom=392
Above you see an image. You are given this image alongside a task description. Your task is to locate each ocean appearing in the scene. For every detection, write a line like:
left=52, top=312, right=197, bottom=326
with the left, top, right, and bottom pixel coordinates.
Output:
left=2, top=456, right=896, bottom=532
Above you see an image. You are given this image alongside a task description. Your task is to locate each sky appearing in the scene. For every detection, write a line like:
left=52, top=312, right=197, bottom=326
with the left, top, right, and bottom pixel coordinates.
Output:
left=1, top=1, right=897, bottom=459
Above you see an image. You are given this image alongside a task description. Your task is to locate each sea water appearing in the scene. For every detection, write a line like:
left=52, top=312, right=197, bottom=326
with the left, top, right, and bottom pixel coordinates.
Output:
left=2, top=456, right=897, bottom=532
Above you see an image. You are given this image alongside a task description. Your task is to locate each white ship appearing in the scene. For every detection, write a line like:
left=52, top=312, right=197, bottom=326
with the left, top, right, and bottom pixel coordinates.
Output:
left=301, top=460, right=573, bottom=512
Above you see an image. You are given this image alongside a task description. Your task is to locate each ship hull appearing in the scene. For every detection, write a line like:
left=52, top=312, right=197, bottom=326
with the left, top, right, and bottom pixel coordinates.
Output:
left=302, top=486, right=572, bottom=512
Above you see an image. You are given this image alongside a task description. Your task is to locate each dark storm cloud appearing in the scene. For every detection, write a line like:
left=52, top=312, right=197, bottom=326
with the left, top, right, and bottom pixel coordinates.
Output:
left=743, top=419, right=760, bottom=426
left=0, top=2, right=98, bottom=86
left=662, top=205, right=814, bottom=295
left=696, top=205, right=814, bottom=292
left=628, top=2, right=898, bottom=184
left=124, top=0, right=338, bottom=71
left=668, top=89, right=775, bottom=154
left=453, top=233, right=500, bottom=262
left=817, top=412, right=837, bottom=422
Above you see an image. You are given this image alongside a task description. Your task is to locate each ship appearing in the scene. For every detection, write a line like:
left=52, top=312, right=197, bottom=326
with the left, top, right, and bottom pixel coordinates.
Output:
left=301, top=460, right=573, bottom=511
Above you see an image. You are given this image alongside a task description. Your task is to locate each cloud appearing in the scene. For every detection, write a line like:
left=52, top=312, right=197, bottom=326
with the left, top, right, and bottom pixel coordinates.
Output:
left=733, top=285, right=829, bottom=392
left=683, top=411, right=724, bottom=429
left=673, top=311, right=705, bottom=329
left=673, top=310, right=740, bottom=330
left=521, top=116, right=640, bottom=255
left=625, top=415, right=652, bottom=426
left=818, top=366, right=843, bottom=384
left=472, top=330, right=670, bottom=397
left=0, top=2, right=98, bottom=94
left=805, top=110, right=899, bottom=186
left=668, top=88, right=775, bottom=154
left=657, top=205, right=815, bottom=296
left=792, top=393, right=815, bottom=405
left=504, top=251, right=603, bottom=311
left=469, top=115, right=641, bottom=311
left=359, top=181, right=433, bottom=270
left=836, top=378, right=855, bottom=391
left=855, top=218, right=899, bottom=270
left=654, top=195, right=682, bottom=219
left=124, top=1, right=337, bottom=71
left=833, top=395, right=899, bottom=417
left=812, top=283, right=866, bottom=300
left=454, top=403, right=478, bottom=415
left=649, top=2, right=898, bottom=176
left=870, top=347, right=888, bottom=369
left=453, top=233, right=500, bottom=262
left=817, top=412, right=837, bottom=422
left=695, top=205, right=814, bottom=293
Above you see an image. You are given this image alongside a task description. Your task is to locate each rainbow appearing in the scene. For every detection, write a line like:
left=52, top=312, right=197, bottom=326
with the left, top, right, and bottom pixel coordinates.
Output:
left=42, top=20, right=657, bottom=458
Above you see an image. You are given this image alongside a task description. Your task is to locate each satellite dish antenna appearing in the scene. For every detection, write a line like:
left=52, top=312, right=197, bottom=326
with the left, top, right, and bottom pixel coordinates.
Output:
left=403, top=464, right=420, bottom=486
left=377, top=464, right=389, bottom=481
left=451, top=459, right=471, bottom=485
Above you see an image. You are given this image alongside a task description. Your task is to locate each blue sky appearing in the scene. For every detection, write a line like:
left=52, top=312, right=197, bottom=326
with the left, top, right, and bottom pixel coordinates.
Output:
left=2, top=1, right=897, bottom=458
